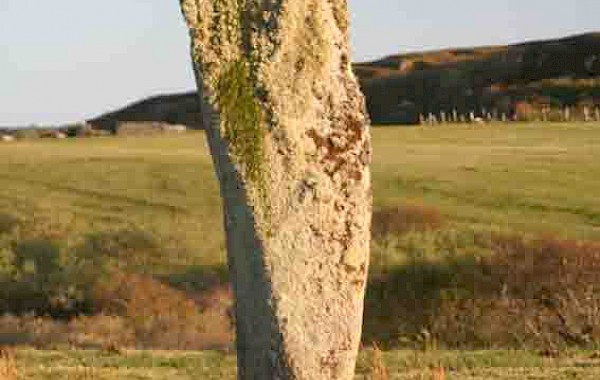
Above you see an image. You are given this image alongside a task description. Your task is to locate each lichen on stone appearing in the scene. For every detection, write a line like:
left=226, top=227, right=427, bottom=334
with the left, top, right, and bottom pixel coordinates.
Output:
left=216, top=59, right=265, bottom=185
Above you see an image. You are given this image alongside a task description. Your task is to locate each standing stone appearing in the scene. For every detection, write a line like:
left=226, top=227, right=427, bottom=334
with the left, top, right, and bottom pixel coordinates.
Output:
left=542, top=107, right=548, bottom=122
left=180, top=1, right=372, bottom=379
left=595, top=107, right=600, bottom=122
left=452, top=108, right=458, bottom=123
left=564, top=106, right=571, bottom=122
left=428, top=113, right=436, bottom=125
left=584, top=106, right=591, bottom=122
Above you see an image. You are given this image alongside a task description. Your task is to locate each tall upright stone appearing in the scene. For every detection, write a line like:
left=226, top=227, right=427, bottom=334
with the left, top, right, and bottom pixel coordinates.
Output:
left=584, top=105, right=591, bottom=122
left=440, top=111, right=447, bottom=124
left=564, top=106, right=571, bottom=122
left=179, top=1, right=372, bottom=379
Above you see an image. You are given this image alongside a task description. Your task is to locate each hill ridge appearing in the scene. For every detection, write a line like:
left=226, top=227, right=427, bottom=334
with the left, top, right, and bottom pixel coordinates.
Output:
left=88, top=32, right=600, bottom=128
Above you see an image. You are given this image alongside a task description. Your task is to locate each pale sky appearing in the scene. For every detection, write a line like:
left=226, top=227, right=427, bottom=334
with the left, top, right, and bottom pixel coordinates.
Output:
left=1, top=1, right=598, bottom=126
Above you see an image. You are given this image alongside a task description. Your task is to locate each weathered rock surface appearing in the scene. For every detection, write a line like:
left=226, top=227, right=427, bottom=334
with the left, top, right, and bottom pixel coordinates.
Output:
left=180, top=1, right=372, bottom=378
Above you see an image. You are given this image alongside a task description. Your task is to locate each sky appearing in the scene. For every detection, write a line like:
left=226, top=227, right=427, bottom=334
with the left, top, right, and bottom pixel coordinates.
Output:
left=1, top=0, right=599, bottom=126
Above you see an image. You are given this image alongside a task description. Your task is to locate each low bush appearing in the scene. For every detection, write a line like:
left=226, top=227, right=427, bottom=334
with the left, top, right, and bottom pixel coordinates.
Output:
left=2, top=204, right=599, bottom=352
left=93, top=271, right=232, bottom=349
left=0, top=227, right=170, bottom=317
left=0, top=225, right=234, bottom=350
left=365, top=230, right=600, bottom=350
left=0, top=274, right=234, bottom=351
left=75, top=229, right=163, bottom=269
left=2, top=239, right=79, bottom=316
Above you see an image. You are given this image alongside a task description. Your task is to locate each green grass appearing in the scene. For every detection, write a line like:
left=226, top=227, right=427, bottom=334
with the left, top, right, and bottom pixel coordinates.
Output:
left=1, top=123, right=598, bottom=272
left=11, top=348, right=600, bottom=379
left=0, top=134, right=223, bottom=270
left=372, top=123, right=600, bottom=240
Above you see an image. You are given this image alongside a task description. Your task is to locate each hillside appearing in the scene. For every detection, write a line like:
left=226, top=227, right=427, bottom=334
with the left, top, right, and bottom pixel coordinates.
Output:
left=87, top=32, right=600, bottom=128
left=88, top=92, right=201, bottom=132
left=356, top=32, right=600, bottom=124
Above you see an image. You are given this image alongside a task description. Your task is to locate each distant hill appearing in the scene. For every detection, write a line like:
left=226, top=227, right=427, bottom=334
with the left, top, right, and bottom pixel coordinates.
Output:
left=88, top=93, right=201, bottom=132
left=88, top=32, right=600, bottom=128
left=356, top=32, right=600, bottom=124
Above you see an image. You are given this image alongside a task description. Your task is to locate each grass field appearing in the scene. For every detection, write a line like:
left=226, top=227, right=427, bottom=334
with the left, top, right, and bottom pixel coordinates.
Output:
left=6, top=348, right=600, bottom=379
left=1, top=122, right=600, bottom=377
left=1, top=123, right=598, bottom=265
left=372, top=123, right=600, bottom=240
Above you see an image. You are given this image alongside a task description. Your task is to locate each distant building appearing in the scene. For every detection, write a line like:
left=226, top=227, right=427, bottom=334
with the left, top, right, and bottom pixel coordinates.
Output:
left=87, top=92, right=202, bottom=132
left=64, top=123, right=111, bottom=137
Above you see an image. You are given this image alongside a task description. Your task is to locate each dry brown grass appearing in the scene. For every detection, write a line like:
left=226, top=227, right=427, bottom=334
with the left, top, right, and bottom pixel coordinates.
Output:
left=92, top=271, right=233, bottom=350
left=435, top=235, right=600, bottom=349
left=4, top=230, right=598, bottom=352
left=369, top=344, right=389, bottom=380
left=429, top=366, right=446, bottom=380
left=0, top=270, right=234, bottom=351
left=0, top=347, right=17, bottom=380
left=372, top=203, right=443, bottom=239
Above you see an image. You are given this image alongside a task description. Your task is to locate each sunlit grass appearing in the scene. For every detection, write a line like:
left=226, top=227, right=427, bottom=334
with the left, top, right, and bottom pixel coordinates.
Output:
left=3, top=122, right=600, bottom=377
left=1, top=123, right=599, bottom=271
left=372, top=123, right=600, bottom=240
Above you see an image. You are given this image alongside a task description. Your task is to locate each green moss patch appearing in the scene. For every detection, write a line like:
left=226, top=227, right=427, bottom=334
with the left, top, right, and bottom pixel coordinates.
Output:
left=216, top=60, right=265, bottom=185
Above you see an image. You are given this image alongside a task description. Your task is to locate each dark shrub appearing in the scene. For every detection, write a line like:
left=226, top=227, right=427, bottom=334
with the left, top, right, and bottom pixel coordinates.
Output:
left=76, top=229, right=163, bottom=269
left=0, top=214, right=19, bottom=236
left=364, top=232, right=600, bottom=350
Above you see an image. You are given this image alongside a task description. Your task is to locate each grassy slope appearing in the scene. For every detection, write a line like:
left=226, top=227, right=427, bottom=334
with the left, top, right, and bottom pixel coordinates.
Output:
left=1, top=123, right=598, bottom=268
left=0, top=135, right=223, bottom=270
